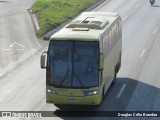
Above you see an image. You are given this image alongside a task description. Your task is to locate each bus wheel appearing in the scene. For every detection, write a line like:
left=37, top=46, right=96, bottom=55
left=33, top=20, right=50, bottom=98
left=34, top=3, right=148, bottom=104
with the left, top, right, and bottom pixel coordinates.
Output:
left=111, top=69, right=117, bottom=86
left=54, top=104, right=61, bottom=108
left=117, top=53, right=121, bottom=72
left=94, top=88, right=104, bottom=108
left=102, top=87, right=105, bottom=98
left=100, top=87, right=105, bottom=104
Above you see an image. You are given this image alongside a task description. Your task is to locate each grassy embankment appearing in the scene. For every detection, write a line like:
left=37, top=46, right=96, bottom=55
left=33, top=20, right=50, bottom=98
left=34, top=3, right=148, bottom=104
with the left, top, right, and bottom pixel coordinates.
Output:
left=32, top=0, right=99, bottom=37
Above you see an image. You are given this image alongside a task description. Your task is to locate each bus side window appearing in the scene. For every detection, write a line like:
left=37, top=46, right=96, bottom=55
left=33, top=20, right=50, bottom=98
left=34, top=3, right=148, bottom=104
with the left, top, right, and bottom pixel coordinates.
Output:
left=100, top=38, right=103, bottom=53
left=111, top=27, right=114, bottom=47
left=115, top=25, right=118, bottom=43
left=116, top=24, right=118, bottom=36
left=114, top=25, right=117, bottom=37
left=103, top=33, right=110, bottom=56
left=118, top=20, right=121, bottom=33
left=109, top=31, right=112, bottom=46
left=117, top=22, right=119, bottom=32
left=112, top=25, right=117, bottom=46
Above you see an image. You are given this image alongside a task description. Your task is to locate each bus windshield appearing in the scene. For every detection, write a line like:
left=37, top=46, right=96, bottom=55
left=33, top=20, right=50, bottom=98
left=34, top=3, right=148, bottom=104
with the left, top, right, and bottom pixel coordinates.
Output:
left=48, top=40, right=99, bottom=88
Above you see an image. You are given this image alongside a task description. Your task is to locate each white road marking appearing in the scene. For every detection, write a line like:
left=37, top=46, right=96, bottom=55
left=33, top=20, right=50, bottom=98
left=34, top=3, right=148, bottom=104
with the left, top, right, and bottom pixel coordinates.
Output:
left=2, top=49, right=10, bottom=51
left=31, top=49, right=38, bottom=50
left=122, top=0, right=145, bottom=21
left=135, top=5, right=139, bottom=9
left=140, top=30, right=160, bottom=78
left=123, top=16, right=128, bottom=21
left=153, top=28, right=157, bottom=34
left=16, top=49, right=25, bottom=51
left=140, top=49, right=146, bottom=58
left=117, top=84, right=126, bottom=98
left=9, top=42, right=25, bottom=48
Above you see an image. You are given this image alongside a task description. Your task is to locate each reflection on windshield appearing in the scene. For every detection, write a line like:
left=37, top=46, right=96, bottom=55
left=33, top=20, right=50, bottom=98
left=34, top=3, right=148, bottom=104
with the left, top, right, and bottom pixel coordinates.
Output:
left=47, top=41, right=99, bottom=88
left=48, top=41, right=71, bottom=86
left=73, top=42, right=99, bottom=87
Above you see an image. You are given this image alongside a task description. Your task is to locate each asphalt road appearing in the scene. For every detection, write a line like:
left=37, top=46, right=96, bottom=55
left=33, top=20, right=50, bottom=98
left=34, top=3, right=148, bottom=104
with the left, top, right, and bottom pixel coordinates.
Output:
left=0, top=0, right=160, bottom=120
left=0, top=0, right=46, bottom=77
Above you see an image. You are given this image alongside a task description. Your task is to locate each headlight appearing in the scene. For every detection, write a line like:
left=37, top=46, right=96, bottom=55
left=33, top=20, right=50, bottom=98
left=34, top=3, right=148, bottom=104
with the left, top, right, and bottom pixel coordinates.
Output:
left=83, top=90, right=99, bottom=96
left=47, top=89, right=57, bottom=94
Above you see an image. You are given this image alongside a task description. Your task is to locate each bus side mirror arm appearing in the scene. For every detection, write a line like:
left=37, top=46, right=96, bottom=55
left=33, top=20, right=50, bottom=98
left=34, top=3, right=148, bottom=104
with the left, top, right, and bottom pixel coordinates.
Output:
left=40, top=51, right=47, bottom=69
left=99, top=53, right=104, bottom=71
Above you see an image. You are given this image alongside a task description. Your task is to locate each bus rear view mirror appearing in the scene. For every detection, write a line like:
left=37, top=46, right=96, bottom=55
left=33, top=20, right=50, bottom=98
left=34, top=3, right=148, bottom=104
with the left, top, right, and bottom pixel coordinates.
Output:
left=41, top=51, right=47, bottom=69
left=99, top=53, right=104, bottom=70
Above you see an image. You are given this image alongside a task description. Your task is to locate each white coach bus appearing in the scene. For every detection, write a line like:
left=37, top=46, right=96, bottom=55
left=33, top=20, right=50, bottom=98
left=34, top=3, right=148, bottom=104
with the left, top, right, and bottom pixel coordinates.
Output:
left=41, top=12, right=122, bottom=106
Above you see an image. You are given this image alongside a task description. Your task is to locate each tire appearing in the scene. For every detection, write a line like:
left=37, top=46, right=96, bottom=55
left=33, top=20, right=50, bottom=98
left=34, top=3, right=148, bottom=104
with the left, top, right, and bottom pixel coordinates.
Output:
left=54, top=104, right=61, bottom=108
left=102, top=87, right=105, bottom=98
left=117, top=54, right=121, bottom=73
left=94, top=88, right=104, bottom=108
left=111, top=69, right=117, bottom=86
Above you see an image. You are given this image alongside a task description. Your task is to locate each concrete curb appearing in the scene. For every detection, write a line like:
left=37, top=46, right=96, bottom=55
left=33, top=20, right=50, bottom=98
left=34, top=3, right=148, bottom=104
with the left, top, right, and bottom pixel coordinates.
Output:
left=28, top=9, right=40, bottom=33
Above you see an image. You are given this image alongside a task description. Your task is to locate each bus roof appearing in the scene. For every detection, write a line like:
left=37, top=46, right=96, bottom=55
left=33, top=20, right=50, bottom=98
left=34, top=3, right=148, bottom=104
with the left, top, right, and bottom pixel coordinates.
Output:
left=50, top=12, right=120, bottom=41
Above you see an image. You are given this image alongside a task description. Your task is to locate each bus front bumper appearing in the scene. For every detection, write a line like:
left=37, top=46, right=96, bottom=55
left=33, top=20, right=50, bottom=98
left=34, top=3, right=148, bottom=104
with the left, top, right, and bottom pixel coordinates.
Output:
left=46, top=93, right=101, bottom=105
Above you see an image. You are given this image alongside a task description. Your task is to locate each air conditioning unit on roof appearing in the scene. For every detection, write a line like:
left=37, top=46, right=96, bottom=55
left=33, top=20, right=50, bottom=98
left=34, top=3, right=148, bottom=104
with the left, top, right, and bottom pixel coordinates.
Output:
left=66, top=16, right=109, bottom=30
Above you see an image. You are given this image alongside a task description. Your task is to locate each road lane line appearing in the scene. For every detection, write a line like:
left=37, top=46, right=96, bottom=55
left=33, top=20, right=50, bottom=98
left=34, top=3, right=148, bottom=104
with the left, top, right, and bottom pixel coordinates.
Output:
left=122, top=8, right=136, bottom=21
left=117, top=84, right=126, bottom=98
left=153, top=28, right=157, bottom=34
left=122, top=0, right=145, bottom=21
left=31, top=49, right=38, bottom=50
left=140, top=30, right=160, bottom=78
left=140, top=49, right=146, bottom=58
left=16, top=49, right=25, bottom=51
left=135, top=5, right=139, bottom=9
left=2, top=49, right=10, bottom=51
left=9, top=42, right=25, bottom=48
left=123, top=16, right=128, bottom=21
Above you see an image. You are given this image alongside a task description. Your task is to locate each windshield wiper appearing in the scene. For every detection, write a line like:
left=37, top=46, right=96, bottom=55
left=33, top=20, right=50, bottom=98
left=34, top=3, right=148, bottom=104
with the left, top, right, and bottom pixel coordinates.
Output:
left=73, top=71, right=84, bottom=87
left=59, top=65, right=69, bottom=86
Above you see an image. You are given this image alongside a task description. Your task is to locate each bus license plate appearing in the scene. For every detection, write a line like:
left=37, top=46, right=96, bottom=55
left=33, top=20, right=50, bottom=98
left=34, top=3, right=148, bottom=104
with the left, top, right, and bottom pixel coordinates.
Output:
left=68, top=98, right=76, bottom=102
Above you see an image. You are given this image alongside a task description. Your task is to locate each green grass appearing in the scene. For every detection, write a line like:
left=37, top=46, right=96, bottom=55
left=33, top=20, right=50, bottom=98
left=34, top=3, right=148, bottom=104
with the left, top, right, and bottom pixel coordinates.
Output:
left=32, top=0, right=99, bottom=37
